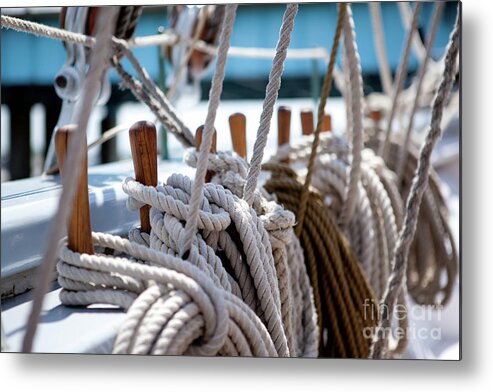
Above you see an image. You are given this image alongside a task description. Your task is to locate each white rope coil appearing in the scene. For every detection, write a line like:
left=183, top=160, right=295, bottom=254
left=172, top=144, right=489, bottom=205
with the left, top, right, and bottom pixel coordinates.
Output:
left=184, top=149, right=319, bottom=357
left=58, top=232, right=278, bottom=356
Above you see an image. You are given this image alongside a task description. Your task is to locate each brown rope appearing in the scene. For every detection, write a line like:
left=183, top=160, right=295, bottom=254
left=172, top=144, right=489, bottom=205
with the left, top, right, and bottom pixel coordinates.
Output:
left=296, top=3, right=346, bottom=237
left=263, top=164, right=378, bottom=358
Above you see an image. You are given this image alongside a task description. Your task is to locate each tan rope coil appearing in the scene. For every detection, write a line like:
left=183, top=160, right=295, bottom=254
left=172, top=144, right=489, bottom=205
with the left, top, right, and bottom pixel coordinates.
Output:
left=264, top=4, right=410, bottom=356
left=262, top=164, right=377, bottom=358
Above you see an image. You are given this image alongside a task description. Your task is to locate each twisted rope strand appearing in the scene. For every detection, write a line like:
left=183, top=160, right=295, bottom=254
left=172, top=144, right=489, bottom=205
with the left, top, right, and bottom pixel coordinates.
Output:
left=296, top=3, right=346, bottom=237
left=243, top=4, right=298, bottom=207
left=369, top=3, right=393, bottom=96
left=379, top=3, right=422, bottom=158
left=396, top=2, right=445, bottom=181
left=339, top=4, right=366, bottom=230
left=180, top=4, right=237, bottom=257
left=1, top=14, right=95, bottom=46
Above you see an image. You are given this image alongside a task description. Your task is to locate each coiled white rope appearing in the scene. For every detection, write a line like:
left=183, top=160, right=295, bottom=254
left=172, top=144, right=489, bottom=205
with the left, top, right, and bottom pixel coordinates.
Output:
left=58, top=232, right=277, bottom=356
left=55, top=4, right=319, bottom=357
left=183, top=149, right=318, bottom=356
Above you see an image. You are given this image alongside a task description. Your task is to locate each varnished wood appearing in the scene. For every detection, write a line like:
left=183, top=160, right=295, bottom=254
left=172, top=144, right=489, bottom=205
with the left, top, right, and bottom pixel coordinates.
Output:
left=228, top=112, right=247, bottom=159
left=278, top=106, right=291, bottom=164
left=129, top=121, right=158, bottom=234
left=55, top=125, right=94, bottom=254
left=195, top=125, right=217, bottom=182
left=369, top=109, right=382, bottom=123
left=277, top=106, right=291, bottom=147
left=300, top=108, right=314, bottom=136
left=322, top=112, right=332, bottom=132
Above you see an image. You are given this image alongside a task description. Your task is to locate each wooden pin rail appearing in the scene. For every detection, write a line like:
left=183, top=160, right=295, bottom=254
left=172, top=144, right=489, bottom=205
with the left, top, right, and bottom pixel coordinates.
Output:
left=129, top=121, right=158, bottom=234
left=229, top=112, right=247, bottom=159
left=195, top=125, right=217, bottom=183
left=55, top=125, right=94, bottom=254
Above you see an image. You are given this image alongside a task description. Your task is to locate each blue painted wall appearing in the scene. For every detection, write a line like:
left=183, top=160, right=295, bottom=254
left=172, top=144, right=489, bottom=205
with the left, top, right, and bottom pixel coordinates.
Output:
left=1, top=3, right=458, bottom=86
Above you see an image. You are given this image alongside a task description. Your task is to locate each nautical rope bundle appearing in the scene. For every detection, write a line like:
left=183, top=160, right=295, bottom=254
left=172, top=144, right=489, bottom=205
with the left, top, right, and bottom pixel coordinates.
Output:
left=9, top=3, right=459, bottom=359
left=183, top=150, right=319, bottom=356
left=270, top=135, right=411, bottom=356
left=366, top=137, right=458, bottom=306
left=58, top=232, right=278, bottom=356
left=120, top=170, right=299, bottom=356
left=263, top=4, right=412, bottom=356
left=370, top=9, right=460, bottom=357
left=56, top=4, right=320, bottom=357
left=272, top=138, right=400, bottom=299
left=363, top=2, right=458, bottom=307
left=263, top=163, right=378, bottom=358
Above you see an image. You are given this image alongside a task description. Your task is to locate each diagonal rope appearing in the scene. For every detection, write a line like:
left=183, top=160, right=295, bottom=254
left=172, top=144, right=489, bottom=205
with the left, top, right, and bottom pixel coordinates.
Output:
left=242, top=4, right=299, bottom=207
left=369, top=3, right=393, bottom=96
left=112, top=39, right=195, bottom=147
left=179, top=4, right=238, bottom=257
left=2, top=13, right=195, bottom=148
left=398, top=2, right=427, bottom=64
left=1, top=14, right=95, bottom=47
left=370, top=6, right=460, bottom=358
left=378, top=2, right=422, bottom=158
left=339, top=4, right=366, bottom=230
left=295, top=3, right=347, bottom=237
left=395, top=2, right=445, bottom=181
left=21, top=7, right=120, bottom=353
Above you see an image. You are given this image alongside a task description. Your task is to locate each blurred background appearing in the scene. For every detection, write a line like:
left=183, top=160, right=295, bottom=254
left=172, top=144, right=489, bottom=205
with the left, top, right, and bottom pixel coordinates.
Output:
left=1, top=3, right=458, bottom=181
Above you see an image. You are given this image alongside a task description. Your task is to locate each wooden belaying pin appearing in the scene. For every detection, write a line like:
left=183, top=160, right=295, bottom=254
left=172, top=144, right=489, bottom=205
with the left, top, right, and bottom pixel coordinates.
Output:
left=277, top=106, right=291, bottom=147
left=229, top=112, right=247, bottom=160
left=322, top=112, right=332, bottom=132
left=369, top=109, right=382, bottom=124
left=195, top=125, right=217, bottom=183
left=55, top=125, right=94, bottom=255
left=129, top=121, right=158, bottom=234
left=300, top=108, right=314, bottom=136
left=278, top=106, right=291, bottom=163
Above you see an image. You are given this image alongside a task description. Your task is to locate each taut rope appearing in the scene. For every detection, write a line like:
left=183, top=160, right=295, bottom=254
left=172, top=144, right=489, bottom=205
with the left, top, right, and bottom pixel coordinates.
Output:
left=242, top=4, right=299, bottom=207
